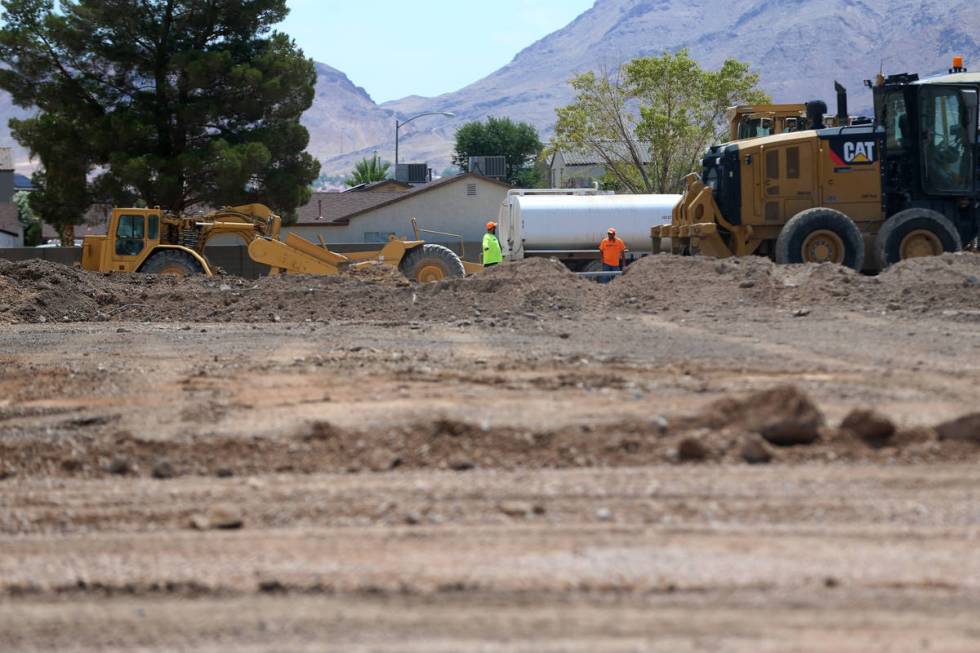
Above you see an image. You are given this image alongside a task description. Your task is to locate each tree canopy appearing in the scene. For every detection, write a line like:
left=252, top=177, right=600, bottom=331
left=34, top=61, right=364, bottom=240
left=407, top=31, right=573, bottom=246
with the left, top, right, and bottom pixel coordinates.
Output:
left=554, top=50, right=769, bottom=194
left=0, top=0, right=321, bottom=232
left=345, top=153, right=390, bottom=187
left=452, top=117, right=543, bottom=186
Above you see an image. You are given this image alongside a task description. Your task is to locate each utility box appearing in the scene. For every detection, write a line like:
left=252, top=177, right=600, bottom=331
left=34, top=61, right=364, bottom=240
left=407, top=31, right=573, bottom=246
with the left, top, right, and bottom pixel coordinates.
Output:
left=468, top=156, right=507, bottom=180
left=395, top=163, right=430, bottom=184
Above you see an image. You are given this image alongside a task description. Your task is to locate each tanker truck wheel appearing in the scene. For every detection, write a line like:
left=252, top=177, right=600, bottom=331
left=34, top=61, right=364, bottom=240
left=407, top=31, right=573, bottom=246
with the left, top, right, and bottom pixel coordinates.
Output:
left=582, top=259, right=607, bottom=283
left=775, top=208, right=864, bottom=270
left=399, top=244, right=465, bottom=282
left=873, top=208, right=962, bottom=269
left=139, top=250, right=206, bottom=276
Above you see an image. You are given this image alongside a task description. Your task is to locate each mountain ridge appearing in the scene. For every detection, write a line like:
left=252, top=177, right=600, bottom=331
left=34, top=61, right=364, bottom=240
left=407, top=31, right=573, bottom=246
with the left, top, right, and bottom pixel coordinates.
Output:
left=3, top=1, right=979, bottom=179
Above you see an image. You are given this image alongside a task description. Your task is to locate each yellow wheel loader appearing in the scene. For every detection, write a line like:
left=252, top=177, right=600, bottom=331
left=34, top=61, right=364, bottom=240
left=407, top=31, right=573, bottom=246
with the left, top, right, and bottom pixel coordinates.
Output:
left=80, top=203, right=468, bottom=281
left=654, top=59, right=980, bottom=270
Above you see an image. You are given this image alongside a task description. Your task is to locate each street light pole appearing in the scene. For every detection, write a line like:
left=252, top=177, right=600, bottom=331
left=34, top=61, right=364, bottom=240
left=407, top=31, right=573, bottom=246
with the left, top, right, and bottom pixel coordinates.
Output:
left=394, top=111, right=456, bottom=170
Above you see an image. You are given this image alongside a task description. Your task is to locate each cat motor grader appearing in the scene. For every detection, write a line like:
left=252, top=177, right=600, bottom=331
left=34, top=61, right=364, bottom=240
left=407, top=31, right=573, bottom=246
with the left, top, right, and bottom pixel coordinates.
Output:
left=653, top=58, right=980, bottom=270
left=80, top=203, right=469, bottom=281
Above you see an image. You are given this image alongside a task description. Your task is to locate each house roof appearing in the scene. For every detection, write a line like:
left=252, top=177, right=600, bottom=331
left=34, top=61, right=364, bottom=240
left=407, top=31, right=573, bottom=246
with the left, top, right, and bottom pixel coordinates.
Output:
left=557, top=142, right=653, bottom=166
left=295, top=173, right=510, bottom=226
left=0, top=202, right=20, bottom=236
left=296, top=191, right=409, bottom=224
left=342, top=179, right=412, bottom=193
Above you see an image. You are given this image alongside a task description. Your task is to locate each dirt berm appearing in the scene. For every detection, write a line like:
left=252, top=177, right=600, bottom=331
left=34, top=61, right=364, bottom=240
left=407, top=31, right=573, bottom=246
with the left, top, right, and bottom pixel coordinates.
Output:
left=3, top=384, right=977, bottom=483
left=2, top=253, right=980, bottom=325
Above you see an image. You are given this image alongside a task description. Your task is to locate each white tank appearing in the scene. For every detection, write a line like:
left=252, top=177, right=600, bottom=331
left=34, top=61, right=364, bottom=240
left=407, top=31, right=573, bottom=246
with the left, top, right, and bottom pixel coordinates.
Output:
left=498, top=192, right=680, bottom=258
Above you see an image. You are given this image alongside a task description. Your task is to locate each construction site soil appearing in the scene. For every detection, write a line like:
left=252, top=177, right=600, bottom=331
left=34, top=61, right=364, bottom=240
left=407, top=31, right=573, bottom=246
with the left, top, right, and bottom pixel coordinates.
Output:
left=3, top=253, right=980, bottom=651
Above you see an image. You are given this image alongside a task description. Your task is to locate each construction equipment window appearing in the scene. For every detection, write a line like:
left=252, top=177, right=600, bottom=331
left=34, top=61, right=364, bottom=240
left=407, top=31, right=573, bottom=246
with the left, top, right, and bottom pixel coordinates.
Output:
left=884, top=92, right=909, bottom=151
left=920, top=88, right=971, bottom=193
left=766, top=150, right=779, bottom=180
left=786, top=147, right=800, bottom=179
left=148, top=215, right=159, bottom=240
left=115, top=215, right=145, bottom=257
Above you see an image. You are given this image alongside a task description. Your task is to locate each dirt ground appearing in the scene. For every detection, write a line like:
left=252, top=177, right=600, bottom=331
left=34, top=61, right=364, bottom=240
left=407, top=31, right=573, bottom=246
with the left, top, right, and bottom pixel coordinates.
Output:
left=3, top=254, right=980, bottom=651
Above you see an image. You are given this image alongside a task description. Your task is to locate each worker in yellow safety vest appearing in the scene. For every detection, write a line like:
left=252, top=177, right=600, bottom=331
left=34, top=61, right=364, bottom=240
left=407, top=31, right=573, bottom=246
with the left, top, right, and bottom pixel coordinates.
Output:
left=483, top=221, right=503, bottom=266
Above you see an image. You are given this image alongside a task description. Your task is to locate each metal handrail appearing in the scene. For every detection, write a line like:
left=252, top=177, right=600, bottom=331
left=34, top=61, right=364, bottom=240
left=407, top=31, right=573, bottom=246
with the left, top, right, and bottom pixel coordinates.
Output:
left=410, top=217, right=468, bottom=259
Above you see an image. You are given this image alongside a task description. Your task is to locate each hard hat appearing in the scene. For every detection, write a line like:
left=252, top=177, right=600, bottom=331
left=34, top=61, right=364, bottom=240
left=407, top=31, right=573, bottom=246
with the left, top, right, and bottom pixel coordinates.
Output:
left=607, top=227, right=616, bottom=235
left=486, top=221, right=497, bottom=230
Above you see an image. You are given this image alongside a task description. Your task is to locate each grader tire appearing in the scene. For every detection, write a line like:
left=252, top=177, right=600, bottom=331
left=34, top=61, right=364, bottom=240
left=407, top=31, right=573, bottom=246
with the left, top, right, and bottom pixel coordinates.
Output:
left=139, top=250, right=205, bottom=276
left=398, top=244, right=465, bottom=282
left=873, top=208, right=962, bottom=269
left=775, top=207, right=864, bottom=270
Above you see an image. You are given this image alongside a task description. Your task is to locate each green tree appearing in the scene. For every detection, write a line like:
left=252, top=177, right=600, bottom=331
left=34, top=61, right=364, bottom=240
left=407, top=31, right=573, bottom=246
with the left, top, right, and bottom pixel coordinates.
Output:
left=554, top=51, right=769, bottom=194
left=12, top=189, right=41, bottom=246
left=344, top=153, right=391, bottom=186
left=10, top=113, right=93, bottom=245
left=452, top=117, right=542, bottom=186
left=0, top=0, right=320, bottom=224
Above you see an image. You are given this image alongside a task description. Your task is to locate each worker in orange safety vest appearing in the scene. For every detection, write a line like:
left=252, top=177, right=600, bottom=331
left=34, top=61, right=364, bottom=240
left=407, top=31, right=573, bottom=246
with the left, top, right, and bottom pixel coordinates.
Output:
left=597, top=227, right=627, bottom=283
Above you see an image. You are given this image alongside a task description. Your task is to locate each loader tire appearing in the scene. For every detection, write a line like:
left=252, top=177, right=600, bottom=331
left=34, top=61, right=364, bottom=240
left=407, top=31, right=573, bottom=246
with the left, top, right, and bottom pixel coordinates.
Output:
left=139, top=250, right=205, bottom=276
left=398, top=244, right=465, bottom=282
left=775, top=208, right=864, bottom=270
left=873, top=208, right=961, bottom=270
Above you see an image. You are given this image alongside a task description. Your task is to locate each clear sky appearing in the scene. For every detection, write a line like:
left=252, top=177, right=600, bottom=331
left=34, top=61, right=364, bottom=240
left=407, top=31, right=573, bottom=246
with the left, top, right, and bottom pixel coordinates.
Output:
left=278, top=0, right=595, bottom=104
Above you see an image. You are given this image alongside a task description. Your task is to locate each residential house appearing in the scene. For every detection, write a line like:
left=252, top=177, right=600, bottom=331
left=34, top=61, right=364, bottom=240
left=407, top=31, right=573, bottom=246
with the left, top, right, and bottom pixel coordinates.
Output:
left=286, top=173, right=510, bottom=251
left=0, top=148, right=14, bottom=203
left=549, top=143, right=652, bottom=188
left=0, top=202, right=22, bottom=247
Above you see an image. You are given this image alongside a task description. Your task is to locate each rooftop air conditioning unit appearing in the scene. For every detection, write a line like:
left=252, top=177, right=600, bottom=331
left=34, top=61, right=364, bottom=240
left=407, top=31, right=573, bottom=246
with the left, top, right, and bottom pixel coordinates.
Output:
left=468, top=155, right=507, bottom=179
left=396, top=163, right=430, bottom=184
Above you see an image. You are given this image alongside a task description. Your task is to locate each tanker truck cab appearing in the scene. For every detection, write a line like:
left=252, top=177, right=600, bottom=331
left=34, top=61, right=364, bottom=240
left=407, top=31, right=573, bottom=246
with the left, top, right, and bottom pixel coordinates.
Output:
left=658, top=58, right=980, bottom=269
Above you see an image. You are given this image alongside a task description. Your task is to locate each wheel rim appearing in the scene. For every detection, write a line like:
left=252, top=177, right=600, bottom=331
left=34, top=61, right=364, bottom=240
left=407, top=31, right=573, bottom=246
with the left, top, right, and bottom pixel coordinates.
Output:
left=158, top=263, right=192, bottom=276
left=899, top=229, right=943, bottom=259
left=801, top=230, right=845, bottom=263
left=416, top=263, right=446, bottom=282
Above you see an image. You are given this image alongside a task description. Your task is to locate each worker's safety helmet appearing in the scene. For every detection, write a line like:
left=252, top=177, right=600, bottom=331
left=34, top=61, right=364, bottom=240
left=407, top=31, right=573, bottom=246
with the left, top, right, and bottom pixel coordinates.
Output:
left=607, top=227, right=616, bottom=235
left=486, top=221, right=497, bottom=231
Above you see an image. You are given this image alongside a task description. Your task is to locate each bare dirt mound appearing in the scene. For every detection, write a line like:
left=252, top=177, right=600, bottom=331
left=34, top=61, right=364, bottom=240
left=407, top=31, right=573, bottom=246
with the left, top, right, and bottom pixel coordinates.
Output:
left=872, top=252, right=980, bottom=315
left=611, top=254, right=872, bottom=310
left=2, top=385, right=976, bottom=481
left=611, top=252, right=980, bottom=314
left=346, top=261, right=412, bottom=287
left=0, top=257, right=597, bottom=324
left=4, top=253, right=980, bottom=324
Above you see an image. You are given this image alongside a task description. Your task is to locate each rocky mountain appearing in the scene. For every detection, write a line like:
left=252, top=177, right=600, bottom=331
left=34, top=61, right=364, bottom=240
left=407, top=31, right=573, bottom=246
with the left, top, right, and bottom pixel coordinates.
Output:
left=3, top=1, right=979, bottom=178
left=375, top=0, right=980, bottom=175
left=302, top=63, right=392, bottom=170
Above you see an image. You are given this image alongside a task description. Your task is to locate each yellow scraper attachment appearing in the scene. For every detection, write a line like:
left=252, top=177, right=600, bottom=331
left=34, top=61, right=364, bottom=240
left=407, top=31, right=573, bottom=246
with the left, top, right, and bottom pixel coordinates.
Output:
left=248, top=233, right=350, bottom=275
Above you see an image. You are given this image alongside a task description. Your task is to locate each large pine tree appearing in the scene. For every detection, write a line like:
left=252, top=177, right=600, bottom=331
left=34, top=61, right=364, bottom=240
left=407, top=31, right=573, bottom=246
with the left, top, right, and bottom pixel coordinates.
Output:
left=0, top=0, right=320, bottom=237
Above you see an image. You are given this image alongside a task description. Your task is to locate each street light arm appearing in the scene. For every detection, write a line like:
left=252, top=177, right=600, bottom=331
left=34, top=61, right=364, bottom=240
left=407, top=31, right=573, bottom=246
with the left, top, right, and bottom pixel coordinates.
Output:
left=395, top=111, right=456, bottom=170
left=399, top=111, right=456, bottom=128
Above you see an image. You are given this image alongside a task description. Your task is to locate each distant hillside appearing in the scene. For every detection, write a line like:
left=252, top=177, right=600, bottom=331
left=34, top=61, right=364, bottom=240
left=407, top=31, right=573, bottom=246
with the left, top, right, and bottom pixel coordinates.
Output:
left=3, top=1, right=980, bottom=178
left=375, top=0, right=980, bottom=175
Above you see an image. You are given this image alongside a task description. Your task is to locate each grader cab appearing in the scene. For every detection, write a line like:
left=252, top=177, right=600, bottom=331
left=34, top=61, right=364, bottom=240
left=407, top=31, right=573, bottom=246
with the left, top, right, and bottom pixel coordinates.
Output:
left=654, top=58, right=980, bottom=270
left=81, top=204, right=468, bottom=281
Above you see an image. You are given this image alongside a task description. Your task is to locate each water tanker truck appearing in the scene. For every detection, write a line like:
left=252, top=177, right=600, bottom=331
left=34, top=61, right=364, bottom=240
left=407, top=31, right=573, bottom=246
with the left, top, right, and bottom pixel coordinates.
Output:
left=497, top=188, right=680, bottom=271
